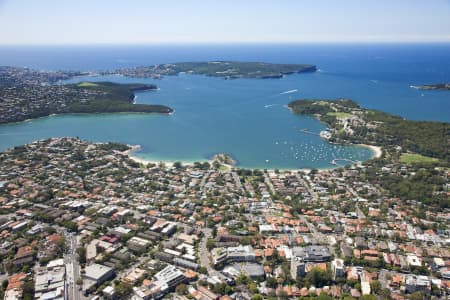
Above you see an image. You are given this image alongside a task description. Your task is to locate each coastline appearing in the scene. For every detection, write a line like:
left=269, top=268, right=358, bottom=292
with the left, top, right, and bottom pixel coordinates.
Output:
left=127, top=148, right=236, bottom=171
left=358, top=144, right=382, bottom=159
left=127, top=151, right=314, bottom=172
left=125, top=143, right=381, bottom=172
left=287, top=105, right=383, bottom=164
left=125, top=145, right=197, bottom=168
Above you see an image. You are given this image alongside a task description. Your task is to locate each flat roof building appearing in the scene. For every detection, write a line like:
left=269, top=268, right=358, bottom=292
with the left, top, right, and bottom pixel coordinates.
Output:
left=293, top=246, right=331, bottom=262
left=34, top=260, right=66, bottom=300
left=83, top=264, right=115, bottom=293
left=240, top=263, right=265, bottom=280
left=226, top=245, right=255, bottom=262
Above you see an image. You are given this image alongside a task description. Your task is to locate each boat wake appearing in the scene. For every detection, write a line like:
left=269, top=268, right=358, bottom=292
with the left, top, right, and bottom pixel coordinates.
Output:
left=280, top=89, right=298, bottom=95
left=409, top=85, right=419, bottom=89
left=264, top=104, right=276, bottom=108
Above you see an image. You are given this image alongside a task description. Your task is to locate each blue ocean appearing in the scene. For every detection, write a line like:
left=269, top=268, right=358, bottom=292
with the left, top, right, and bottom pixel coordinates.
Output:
left=0, top=44, right=449, bottom=169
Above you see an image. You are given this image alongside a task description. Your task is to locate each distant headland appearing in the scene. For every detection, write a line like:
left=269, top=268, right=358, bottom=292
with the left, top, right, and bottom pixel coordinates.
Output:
left=108, top=61, right=317, bottom=79
left=415, top=83, right=450, bottom=91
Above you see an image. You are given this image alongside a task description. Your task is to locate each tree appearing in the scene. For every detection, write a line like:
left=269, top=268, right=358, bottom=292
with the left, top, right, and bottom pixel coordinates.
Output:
left=409, top=291, right=424, bottom=300
left=212, top=283, right=233, bottom=295
left=305, top=267, right=332, bottom=287
left=236, top=274, right=250, bottom=286
left=241, top=236, right=252, bottom=245
left=2, top=280, right=8, bottom=290
left=114, top=282, right=132, bottom=298
left=360, top=295, right=377, bottom=300
left=266, top=276, right=278, bottom=288
left=248, top=282, right=258, bottom=294
left=22, top=281, right=34, bottom=300
left=76, top=247, right=86, bottom=265
left=206, top=239, right=215, bottom=250
left=175, top=283, right=188, bottom=295
left=370, top=280, right=382, bottom=294
left=252, top=294, right=263, bottom=300
left=61, top=220, right=78, bottom=232
left=317, top=293, right=333, bottom=300
left=379, top=288, right=391, bottom=300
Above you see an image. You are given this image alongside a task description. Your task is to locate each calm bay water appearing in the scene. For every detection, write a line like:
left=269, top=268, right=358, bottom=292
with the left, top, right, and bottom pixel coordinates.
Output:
left=0, top=44, right=449, bottom=169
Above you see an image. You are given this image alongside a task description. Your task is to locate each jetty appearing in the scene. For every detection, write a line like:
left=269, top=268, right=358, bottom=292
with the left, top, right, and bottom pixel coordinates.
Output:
left=299, top=129, right=320, bottom=136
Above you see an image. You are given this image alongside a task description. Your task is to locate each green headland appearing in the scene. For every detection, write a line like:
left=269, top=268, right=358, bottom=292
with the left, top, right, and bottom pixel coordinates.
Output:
left=112, top=61, right=317, bottom=79
left=288, top=99, right=449, bottom=161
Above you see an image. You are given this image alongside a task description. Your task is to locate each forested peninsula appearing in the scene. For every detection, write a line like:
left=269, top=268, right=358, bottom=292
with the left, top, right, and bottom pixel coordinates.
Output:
left=288, top=99, right=449, bottom=161
left=111, top=61, right=317, bottom=79
left=0, top=79, right=172, bottom=124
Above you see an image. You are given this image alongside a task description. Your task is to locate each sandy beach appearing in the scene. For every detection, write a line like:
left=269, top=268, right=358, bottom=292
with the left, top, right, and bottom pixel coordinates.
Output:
left=129, top=154, right=177, bottom=168
left=125, top=142, right=383, bottom=172
left=125, top=145, right=177, bottom=167
left=358, top=144, right=383, bottom=159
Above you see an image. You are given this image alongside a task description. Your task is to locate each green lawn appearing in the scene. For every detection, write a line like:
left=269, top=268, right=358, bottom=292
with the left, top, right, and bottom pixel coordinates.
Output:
left=316, top=101, right=331, bottom=106
left=326, top=112, right=352, bottom=119
left=399, top=153, right=439, bottom=164
left=78, top=82, right=99, bottom=87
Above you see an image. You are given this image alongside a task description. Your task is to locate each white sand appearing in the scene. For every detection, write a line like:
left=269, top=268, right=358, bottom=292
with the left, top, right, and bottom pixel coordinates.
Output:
left=358, top=144, right=383, bottom=158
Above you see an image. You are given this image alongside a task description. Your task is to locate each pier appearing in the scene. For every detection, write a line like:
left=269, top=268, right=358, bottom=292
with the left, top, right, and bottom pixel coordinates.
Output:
left=299, top=129, right=320, bottom=136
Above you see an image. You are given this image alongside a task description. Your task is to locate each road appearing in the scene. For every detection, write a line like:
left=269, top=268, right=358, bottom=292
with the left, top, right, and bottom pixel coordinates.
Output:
left=64, top=232, right=84, bottom=300
left=198, top=228, right=222, bottom=278
left=345, top=184, right=366, bottom=219
left=263, top=172, right=276, bottom=195
left=200, top=171, right=212, bottom=192
left=298, top=215, right=324, bottom=244
left=296, top=173, right=319, bottom=202
left=298, top=215, right=336, bottom=257
left=231, top=171, right=244, bottom=193
left=198, top=228, right=212, bottom=271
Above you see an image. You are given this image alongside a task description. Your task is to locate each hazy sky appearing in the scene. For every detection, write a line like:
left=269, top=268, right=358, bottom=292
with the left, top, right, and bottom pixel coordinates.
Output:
left=1, top=0, right=450, bottom=44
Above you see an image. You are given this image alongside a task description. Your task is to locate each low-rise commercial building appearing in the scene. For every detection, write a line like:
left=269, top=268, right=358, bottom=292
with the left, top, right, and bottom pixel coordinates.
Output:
left=83, top=263, right=115, bottom=293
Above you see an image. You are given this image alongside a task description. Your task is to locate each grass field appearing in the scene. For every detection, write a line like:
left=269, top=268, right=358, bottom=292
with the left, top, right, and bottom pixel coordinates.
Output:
left=327, top=112, right=352, bottom=119
left=400, top=153, right=439, bottom=164
left=78, top=82, right=99, bottom=87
